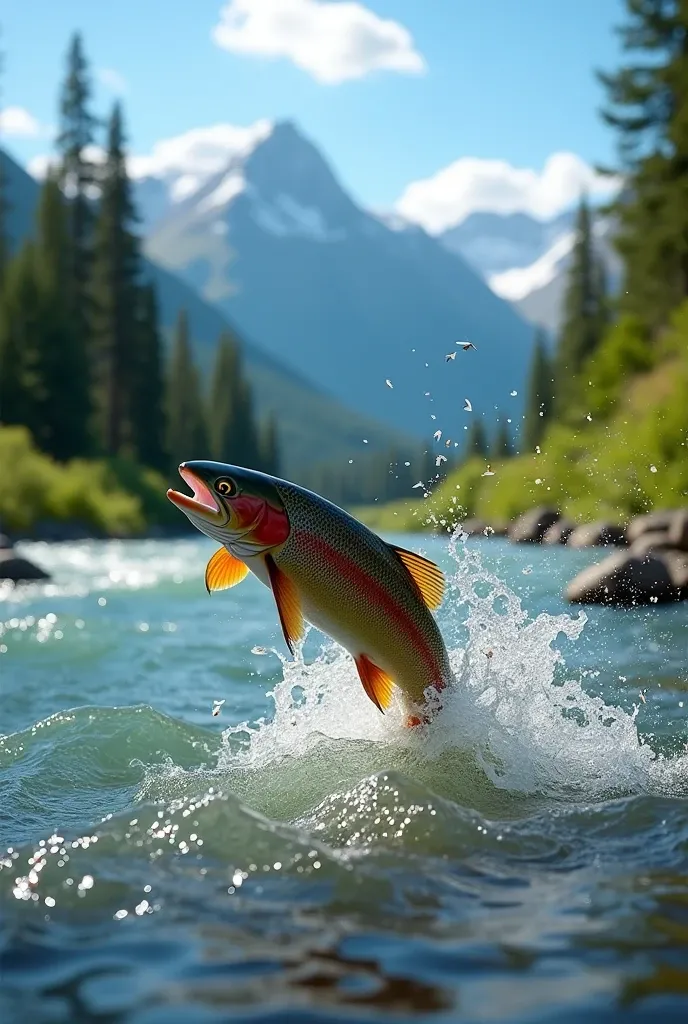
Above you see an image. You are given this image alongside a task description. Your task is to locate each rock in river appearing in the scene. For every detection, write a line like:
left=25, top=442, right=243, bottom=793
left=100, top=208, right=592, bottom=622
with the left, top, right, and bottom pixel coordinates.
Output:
left=542, top=519, right=576, bottom=545
left=567, top=521, right=627, bottom=548
left=0, top=536, right=51, bottom=583
left=508, top=507, right=561, bottom=543
left=565, top=551, right=688, bottom=606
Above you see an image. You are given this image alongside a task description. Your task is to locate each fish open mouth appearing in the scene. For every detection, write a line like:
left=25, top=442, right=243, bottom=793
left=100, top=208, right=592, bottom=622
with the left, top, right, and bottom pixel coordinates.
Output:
left=167, top=465, right=221, bottom=519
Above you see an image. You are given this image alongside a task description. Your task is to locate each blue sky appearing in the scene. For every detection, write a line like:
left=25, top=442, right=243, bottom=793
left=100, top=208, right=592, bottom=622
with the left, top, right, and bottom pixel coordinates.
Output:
left=2, top=0, right=626, bottom=219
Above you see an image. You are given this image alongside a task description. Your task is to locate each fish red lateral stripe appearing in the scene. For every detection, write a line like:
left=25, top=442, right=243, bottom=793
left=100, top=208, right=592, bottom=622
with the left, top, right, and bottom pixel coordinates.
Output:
left=294, top=530, right=445, bottom=688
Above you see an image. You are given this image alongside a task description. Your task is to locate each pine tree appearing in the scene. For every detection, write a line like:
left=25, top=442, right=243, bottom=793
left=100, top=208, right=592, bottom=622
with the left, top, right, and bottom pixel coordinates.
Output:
left=465, top=419, right=488, bottom=458
left=131, top=282, right=167, bottom=472
left=235, top=378, right=262, bottom=470
left=165, top=310, right=208, bottom=472
left=32, top=173, right=92, bottom=459
left=523, top=329, right=553, bottom=450
left=56, top=32, right=98, bottom=371
left=0, top=243, right=42, bottom=436
left=494, top=415, right=513, bottom=459
left=90, top=102, right=140, bottom=455
left=208, top=333, right=242, bottom=463
left=259, top=413, right=280, bottom=475
left=555, top=197, right=607, bottom=413
left=0, top=30, right=10, bottom=287
left=598, top=0, right=688, bottom=330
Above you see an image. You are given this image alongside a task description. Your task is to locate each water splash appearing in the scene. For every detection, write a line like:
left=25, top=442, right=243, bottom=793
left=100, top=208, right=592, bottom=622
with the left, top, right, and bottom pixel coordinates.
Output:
left=216, top=528, right=684, bottom=806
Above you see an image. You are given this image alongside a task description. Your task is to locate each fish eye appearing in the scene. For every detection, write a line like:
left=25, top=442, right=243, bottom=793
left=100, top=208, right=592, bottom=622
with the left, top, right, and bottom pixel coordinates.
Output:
left=215, top=478, right=237, bottom=497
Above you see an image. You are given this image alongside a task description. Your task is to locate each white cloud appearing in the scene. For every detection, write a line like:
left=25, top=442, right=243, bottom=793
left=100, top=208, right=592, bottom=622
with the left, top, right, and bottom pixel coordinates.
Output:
left=0, top=105, right=42, bottom=138
left=212, top=0, right=425, bottom=84
left=396, top=152, right=621, bottom=233
left=127, top=120, right=273, bottom=197
left=97, top=68, right=128, bottom=95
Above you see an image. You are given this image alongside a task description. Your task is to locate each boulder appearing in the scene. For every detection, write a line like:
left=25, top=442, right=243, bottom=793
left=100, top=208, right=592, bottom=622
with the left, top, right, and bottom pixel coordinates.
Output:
left=0, top=545, right=51, bottom=583
left=458, top=518, right=489, bottom=537
left=668, top=509, right=688, bottom=551
left=625, top=510, right=677, bottom=546
left=543, top=519, right=576, bottom=545
left=630, top=530, right=676, bottom=558
left=565, top=551, right=686, bottom=606
left=567, top=521, right=627, bottom=549
left=508, top=507, right=561, bottom=544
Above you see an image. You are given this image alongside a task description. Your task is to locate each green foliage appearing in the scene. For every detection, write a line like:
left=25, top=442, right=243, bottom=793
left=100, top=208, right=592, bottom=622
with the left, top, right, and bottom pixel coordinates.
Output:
left=0, top=426, right=144, bottom=535
left=465, top=419, right=488, bottom=458
left=493, top=415, right=513, bottom=459
left=131, top=282, right=167, bottom=472
left=583, top=314, right=653, bottom=417
left=599, top=0, right=688, bottom=330
left=523, top=328, right=553, bottom=451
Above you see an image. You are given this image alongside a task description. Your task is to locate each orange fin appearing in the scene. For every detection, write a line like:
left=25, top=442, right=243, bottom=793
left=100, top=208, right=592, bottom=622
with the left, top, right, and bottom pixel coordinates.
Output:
left=389, top=544, right=445, bottom=610
left=205, top=547, right=249, bottom=594
left=265, top=554, right=305, bottom=655
left=355, top=653, right=395, bottom=713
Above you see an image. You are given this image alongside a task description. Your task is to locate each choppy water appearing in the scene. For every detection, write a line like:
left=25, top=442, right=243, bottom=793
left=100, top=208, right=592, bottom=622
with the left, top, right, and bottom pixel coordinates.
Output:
left=1, top=532, right=688, bottom=1023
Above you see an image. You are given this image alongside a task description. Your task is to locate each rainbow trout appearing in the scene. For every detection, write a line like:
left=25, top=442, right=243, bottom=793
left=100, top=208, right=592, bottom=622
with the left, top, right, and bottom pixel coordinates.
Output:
left=167, top=462, right=452, bottom=720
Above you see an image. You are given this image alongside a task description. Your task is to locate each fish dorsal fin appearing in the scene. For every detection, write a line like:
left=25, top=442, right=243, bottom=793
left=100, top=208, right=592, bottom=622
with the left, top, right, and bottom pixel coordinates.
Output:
left=355, top=653, right=395, bottom=713
left=389, top=544, right=445, bottom=610
left=264, top=553, right=305, bottom=656
left=205, top=547, right=250, bottom=594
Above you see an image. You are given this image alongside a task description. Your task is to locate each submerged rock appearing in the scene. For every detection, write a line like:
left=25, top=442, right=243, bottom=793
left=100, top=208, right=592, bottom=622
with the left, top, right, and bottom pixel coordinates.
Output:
left=567, top=521, right=627, bottom=549
left=629, top=530, right=677, bottom=558
left=542, top=519, right=576, bottom=545
left=508, top=507, right=561, bottom=543
left=565, top=551, right=687, bottom=606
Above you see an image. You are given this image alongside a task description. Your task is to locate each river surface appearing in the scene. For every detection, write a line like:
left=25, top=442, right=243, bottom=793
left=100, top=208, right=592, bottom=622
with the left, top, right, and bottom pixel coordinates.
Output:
left=1, top=533, right=688, bottom=1023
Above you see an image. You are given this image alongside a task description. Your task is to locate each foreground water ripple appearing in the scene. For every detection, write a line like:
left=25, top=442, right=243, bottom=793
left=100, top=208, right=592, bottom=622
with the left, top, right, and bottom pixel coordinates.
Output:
left=1, top=534, right=688, bottom=1022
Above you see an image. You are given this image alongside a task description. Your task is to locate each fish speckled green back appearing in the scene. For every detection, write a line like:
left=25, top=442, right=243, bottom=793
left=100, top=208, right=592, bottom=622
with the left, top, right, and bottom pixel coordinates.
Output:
left=274, top=481, right=452, bottom=705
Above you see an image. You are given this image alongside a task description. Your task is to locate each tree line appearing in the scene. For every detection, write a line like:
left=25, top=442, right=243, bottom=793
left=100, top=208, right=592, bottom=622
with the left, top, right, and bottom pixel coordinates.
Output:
left=0, top=33, right=279, bottom=479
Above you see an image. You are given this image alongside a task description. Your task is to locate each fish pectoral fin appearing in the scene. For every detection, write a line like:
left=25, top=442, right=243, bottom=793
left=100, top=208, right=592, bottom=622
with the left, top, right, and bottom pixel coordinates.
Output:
left=264, top=553, right=305, bottom=656
left=205, top=547, right=250, bottom=593
left=355, top=653, right=395, bottom=713
left=388, top=544, right=445, bottom=610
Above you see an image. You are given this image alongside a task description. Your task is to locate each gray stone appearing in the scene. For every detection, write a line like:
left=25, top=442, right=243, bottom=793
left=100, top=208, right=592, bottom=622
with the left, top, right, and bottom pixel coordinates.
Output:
left=542, top=519, right=576, bottom=545
left=567, top=521, right=627, bottom=549
left=629, top=531, right=676, bottom=558
left=625, top=510, right=677, bottom=545
left=668, top=510, right=688, bottom=551
left=565, top=551, right=685, bottom=606
left=508, top=507, right=561, bottom=543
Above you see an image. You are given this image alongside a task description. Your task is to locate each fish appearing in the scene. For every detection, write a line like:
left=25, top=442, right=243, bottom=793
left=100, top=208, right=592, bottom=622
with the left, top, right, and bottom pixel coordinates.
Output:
left=167, top=462, right=452, bottom=721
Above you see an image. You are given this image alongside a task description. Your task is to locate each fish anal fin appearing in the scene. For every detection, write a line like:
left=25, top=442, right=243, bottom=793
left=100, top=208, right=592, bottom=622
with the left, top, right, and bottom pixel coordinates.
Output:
left=265, top=553, right=304, bottom=656
left=389, top=544, right=445, bottom=610
left=355, top=653, right=395, bottom=713
left=205, top=547, right=249, bottom=594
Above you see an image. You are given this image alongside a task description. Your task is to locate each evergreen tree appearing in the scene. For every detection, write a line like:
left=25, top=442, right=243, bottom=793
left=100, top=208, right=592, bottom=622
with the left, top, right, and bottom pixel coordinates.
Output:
left=235, top=377, right=262, bottom=470
left=131, top=282, right=167, bottom=471
left=90, top=102, right=140, bottom=455
left=259, top=413, right=280, bottom=476
left=0, top=30, right=10, bottom=287
left=0, top=243, right=42, bottom=436
left=56, top=32, right=98, bottom=369
left=465, top=419, right=488, bottom=458
left=32, top=173, right=92, bottom=459
left=523, top=329, right=553, bottom=450
left=598, top=0, right=688, bottom=330
left=555, top=197, right=607, bottom=413
left=208, top=333, right=241, bottom=463
left=165, top=310, right=208, bottom=472
left=494, top=415, right=513, bottom=458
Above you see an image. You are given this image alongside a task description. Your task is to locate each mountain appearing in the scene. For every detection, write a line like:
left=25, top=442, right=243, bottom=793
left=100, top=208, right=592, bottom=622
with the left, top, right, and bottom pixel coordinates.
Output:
left=140, top=121, right=536, bottom=438
left=440, top=208, right=621, bottom=335
left=0, top=148, right=408, bottom=474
